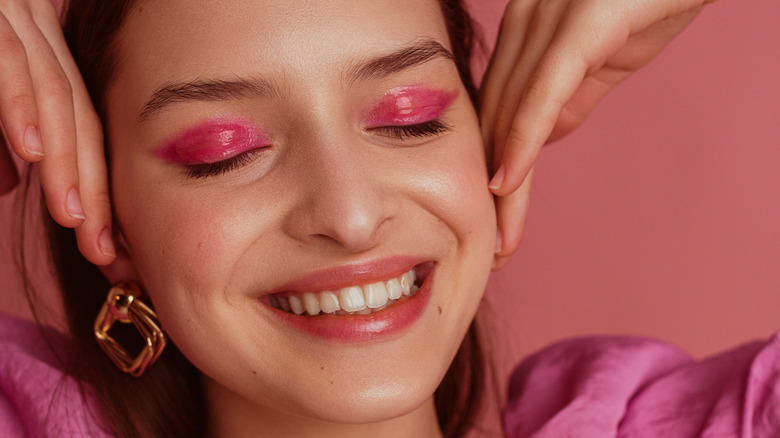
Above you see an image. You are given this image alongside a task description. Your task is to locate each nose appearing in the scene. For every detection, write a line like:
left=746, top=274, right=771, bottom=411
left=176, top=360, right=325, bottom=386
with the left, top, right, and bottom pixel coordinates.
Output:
left=282, top=138, right=396, bottom=253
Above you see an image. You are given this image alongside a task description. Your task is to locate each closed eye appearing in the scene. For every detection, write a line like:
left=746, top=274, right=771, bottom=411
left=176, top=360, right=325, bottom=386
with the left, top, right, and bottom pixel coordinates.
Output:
left=185, top=149, right=263, bottom=178
left=371, top=119, right=451, bottom=140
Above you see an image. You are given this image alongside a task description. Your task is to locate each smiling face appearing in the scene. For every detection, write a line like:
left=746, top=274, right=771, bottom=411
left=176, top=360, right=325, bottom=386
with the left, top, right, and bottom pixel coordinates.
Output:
left=103, top=0, right=495, bottom=434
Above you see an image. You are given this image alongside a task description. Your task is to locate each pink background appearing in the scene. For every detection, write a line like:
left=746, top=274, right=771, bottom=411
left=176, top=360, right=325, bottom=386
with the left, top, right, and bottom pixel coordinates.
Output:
left=2, top=0, right=779, bottom=384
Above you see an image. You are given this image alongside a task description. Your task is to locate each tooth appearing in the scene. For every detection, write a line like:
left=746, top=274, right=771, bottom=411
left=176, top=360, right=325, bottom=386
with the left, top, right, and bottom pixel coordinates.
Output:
left=399, top=274, right=411, bottom=296
left=386, top=278, right=402, bottom=300
left=319, top=291, right=340, bottom=314
left=336, top=309, right=351, bottom=315
left=279, top=296, right=291, bottom=312
left=372, top=303, right=389, bottom=312
left=338, top=286, right=366, bottom=312
left=356, top=308, right=372, bottom=315
left=364, top=281, right=389, bottom=308
left=408, top=269, right=417, bottom=285
left=302, top=292, right=321, bottom=315
left=288, top=295, right=305, bottom=315
left=410, top=285, right=419, bottom=295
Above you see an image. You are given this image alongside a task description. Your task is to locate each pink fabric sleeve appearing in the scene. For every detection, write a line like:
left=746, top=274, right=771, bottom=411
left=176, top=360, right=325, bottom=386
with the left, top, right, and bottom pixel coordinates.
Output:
left=0, top=313, right=112, bottom=437
left=505, top=334, right=780, bottom=437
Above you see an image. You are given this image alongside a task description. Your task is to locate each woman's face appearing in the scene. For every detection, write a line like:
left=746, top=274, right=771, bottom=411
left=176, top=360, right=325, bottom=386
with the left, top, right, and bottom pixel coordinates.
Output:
left=104, top=0, right=496, bottom=430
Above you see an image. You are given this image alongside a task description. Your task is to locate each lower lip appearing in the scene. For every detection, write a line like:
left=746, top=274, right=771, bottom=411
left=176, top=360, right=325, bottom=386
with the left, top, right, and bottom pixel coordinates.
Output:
left=263, top=267, right=434, bottom=343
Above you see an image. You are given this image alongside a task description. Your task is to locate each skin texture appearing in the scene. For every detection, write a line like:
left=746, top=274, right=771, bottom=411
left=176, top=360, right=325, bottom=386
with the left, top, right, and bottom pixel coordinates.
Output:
left=100, top=0, right=496, bottom=437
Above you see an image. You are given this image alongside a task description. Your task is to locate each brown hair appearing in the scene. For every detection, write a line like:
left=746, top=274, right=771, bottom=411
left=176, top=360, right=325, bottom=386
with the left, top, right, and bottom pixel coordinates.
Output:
left=30, top=1, right=492, bottom=436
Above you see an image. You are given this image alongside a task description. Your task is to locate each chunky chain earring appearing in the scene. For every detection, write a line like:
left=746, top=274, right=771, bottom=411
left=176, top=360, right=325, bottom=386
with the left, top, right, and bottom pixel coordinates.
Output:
left=93, top=282, right=167, bottom=377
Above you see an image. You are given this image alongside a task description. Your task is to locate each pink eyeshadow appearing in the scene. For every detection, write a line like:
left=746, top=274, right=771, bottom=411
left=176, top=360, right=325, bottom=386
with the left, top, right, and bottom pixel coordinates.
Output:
left=364, top=86, right=458, bottom=127
left=154, top=119, right=269, bottom=164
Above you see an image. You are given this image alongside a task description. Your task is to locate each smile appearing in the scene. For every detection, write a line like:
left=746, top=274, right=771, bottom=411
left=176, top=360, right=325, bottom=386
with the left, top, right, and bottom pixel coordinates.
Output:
left=259, top=260, right=434, bottom=342
left=270, top=268, right=421, bottom=316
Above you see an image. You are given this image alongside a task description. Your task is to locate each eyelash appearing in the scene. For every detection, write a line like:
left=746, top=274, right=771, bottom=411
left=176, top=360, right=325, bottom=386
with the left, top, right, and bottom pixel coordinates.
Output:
left=185, top=120, right=450, bottom=179
left=372, top=119, right=451, bottom=140
left=186, top=149, right=261, bottom=179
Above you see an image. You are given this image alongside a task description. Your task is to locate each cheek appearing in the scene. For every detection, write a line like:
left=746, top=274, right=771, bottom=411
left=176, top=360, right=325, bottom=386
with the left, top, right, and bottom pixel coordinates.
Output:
left=416, top=133, right=495, bottom=248
left=111, top=160, right=264, bottom=300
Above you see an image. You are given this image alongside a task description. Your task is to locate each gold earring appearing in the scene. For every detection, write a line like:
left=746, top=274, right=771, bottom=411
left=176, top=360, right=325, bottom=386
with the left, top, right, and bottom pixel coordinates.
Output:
left=93, top=282, right=166, bottom=377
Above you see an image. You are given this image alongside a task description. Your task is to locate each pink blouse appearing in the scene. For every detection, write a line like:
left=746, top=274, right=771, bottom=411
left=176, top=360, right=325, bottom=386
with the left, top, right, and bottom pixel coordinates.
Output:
left=504, top=334, right=780, bottom=437
left=0, top=314, right=111, bottom=437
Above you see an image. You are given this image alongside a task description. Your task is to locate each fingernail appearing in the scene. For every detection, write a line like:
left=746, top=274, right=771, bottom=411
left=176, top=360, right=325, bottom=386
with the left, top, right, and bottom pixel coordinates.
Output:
left=66, top=188, right=86, bottom=220
left=488, top=165, right=505, bottom=191
left=99, top=227, right=116, bottom=257
left=495, top=227, right=503, bottom=254
left=24, top=126, right=44, bottom=156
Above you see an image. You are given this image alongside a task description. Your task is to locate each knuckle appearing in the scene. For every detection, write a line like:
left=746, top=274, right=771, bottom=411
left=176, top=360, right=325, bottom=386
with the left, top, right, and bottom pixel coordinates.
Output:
left=39, top=72, right=74, bottom=100
left=505, top=128, right=532, bottom=149
left=89, top=189, right=112, bottom=212
left=523, top=76, right=549, bottom=99
left=7, top=90, right=35, bottom=109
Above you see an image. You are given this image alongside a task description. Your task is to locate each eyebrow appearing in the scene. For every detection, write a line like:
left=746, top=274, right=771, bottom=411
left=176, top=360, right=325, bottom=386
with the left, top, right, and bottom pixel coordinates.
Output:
left=139, top=77, right=280, bottom=122
left=138, top=38, right=454, bottom=122
left=346, top=39, right=454, bottom=83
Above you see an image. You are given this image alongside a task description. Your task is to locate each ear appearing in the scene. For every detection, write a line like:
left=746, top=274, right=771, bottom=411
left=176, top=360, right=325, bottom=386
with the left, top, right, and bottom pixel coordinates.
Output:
left=97, top=230, right=142, bottom=285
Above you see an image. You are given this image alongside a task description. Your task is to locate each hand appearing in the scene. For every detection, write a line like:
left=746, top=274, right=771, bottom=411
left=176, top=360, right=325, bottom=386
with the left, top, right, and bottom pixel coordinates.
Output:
left=0, top=0, right=114, bottom=265
left=481, top=0, right=715, bottom=270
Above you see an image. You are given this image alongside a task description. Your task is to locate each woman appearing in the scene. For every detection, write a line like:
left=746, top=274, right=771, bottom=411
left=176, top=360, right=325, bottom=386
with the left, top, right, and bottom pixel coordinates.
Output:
left=0, top=0, right=717, bottom=437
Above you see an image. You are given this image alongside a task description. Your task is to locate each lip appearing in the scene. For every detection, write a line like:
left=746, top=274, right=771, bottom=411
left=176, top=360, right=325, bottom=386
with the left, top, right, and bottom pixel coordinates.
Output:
left=264, top=256, right=427, bottom=295
left=258, top=258, right=435, bottom=343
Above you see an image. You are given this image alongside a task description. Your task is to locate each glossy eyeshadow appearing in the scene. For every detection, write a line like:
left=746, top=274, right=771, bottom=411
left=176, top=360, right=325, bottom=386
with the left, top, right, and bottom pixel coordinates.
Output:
left=154, top=119, right=268, bottom=164
left=363, top=86, right=458, bottom=127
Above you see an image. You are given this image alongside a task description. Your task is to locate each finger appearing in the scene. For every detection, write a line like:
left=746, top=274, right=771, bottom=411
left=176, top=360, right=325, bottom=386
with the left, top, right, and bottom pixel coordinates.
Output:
left=0, top=11, right=44, bottom=162
left=492, top=167, right=534, bottom=271
left=31, top=2, right=116, bottom=264
left=72, top=107, right=115, bottom=264
left=72, top=100, right=114, bottom=264
left=487, top=1, right=569, bottom=175
left=18, top=16, right=83, bottom=228
left=479, top=0, right=536, bottom=148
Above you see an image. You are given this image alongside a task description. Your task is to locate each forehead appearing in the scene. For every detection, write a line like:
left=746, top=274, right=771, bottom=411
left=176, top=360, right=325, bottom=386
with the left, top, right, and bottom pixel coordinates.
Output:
left=114, top=0, right=450, bottom=96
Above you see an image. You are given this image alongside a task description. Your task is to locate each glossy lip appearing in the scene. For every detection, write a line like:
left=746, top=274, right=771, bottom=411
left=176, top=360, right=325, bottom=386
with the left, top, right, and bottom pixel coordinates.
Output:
left=153, top=118, right=268, bottom=164
left=363, top=86, right=458, bottom=127
left=263, top=256, right=427, bottom=295
left=257, top=257, right=435, bottom=343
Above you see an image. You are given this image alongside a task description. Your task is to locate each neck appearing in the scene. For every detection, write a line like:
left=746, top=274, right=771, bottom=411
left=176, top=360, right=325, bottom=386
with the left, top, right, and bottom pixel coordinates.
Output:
left=203, top=378, right=444, bottom=438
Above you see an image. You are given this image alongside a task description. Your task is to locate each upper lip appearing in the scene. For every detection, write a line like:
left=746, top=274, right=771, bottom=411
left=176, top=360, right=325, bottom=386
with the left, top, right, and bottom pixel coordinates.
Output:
left=264, top=256, right=427, bottom=296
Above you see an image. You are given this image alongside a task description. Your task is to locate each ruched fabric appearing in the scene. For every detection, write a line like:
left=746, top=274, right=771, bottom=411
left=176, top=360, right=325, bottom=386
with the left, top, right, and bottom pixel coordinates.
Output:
left=505, top=334, right=780, bottom=437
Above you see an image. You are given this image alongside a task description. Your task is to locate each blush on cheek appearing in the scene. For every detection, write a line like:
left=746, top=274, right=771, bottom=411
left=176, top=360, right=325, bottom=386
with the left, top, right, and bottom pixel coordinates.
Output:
left=363, top=86, right=458, bottom=126
left=154, top=118, right=269, bottom=164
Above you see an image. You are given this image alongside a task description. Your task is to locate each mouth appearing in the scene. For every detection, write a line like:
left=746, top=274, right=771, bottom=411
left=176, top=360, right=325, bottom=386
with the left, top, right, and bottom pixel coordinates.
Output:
left=265, top=263, right=429, bottom=317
